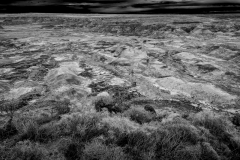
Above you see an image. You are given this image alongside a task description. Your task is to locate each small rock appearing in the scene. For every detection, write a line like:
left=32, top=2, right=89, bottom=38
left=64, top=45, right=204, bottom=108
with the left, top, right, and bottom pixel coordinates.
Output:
left=97, top=91, right=110, bottom=98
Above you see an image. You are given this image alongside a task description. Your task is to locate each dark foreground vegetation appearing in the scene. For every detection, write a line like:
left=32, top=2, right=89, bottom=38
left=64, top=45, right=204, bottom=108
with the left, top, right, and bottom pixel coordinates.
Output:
left=1, top=95, right=240, bottom=160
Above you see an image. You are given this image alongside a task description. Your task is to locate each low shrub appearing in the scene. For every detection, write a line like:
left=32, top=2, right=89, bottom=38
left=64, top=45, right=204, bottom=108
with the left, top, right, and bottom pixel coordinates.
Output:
left=94, top=96, right=115, bottom=112
left=175, top=144, right=202, bottom=160
left=94, top=85, right=138, bottom=113
left=52, top=137, right=84, bottom=160
left=64, top=141, right=84, bottom=160
left=232, top=113, right=240, bottom=126
left=0, top=100, right=18, bottom=113
left=15, top=118, right=56, bottom=143
left=56, top=112, right=107, bottom=142
left=54, top=99, right=71, bottom=115
left=0, top=144, right=9, bottom=160
left=101, top=115, right=140, bottom=135
left=122, top=130, right=156, bottom=160
left=201, top=142, right=220, bottom=160
left=17, top=119, right=39, bottom=141
left=124, top=108, right=154, bottom=124
left=190, top=111, right=240, bottom=159
left=109, top=119, right=203, bottom=160
left=0, top=119, right=18, bottom=141
left=154, top=120, right=201, bottom=159
left=94, top=95, right=129, bottom=113
left=163, top=121, right=200, bottom=144
left=48, top=149, right=65, bottom=160
left=191, top=112, right=233, bottom=142
left=7, top=140, right=49, bottom=160
left=36, top=123, right=58, bottom=143
left=82, top=140, right=127, bottom=160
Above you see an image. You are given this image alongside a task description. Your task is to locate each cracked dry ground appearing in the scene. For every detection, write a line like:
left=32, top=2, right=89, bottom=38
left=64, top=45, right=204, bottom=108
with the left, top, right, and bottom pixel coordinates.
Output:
left=0, top=14, right=240, bottom=124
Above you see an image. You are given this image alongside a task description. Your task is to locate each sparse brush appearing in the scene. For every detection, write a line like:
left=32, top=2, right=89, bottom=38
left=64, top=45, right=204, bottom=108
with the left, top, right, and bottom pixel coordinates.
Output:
left=7, top=140, right=49, bottom=160
left=124, top=108, right=154, bottom=124
left=175, top=144, right=202, bottom=160
left=101, top=115, right=140, bottom=134
left=231, top=113, right=240, bottom=126
left=163, top=120, right=201, bottom=144
left=191, top=111, right=233, bottom=141
left=15, top=118, right=55, bottom=143
left=122, top=130, right=156, bottom=160
left=158, top=111, right=181, bottom=124
left=153, top=120, right=201, bottom=160
left=201, top=142, right=220, bottom=160
left=54, top=137, right=73, bottom=153
left=54, top=99, right=71, bottom=115
left=82, top=140, right=127, bottom=160
left=189, top=111, right=240, bottom=159
left=94, top=95, right=115, bottom=112
left=0, top=100, right=18, bottom=113
left=17, top=119, right=39, bottom=141
left=94, top=94, right=130, bottom=113
left=36, top=123, right=58, bottom=143
left=35, top=113, right=61, bottom=126
left=64, top=142, right=84, bottom=160
left=57, top=112, right=107, bottom=142
left=0, top=119, right=18, bottom=141
left=51, top=137, right=84, bottom=160
left=0, top=144, right=10, bottom=160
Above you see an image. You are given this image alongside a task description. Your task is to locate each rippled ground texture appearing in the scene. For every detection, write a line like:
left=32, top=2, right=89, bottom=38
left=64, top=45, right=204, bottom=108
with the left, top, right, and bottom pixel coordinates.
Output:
left=1, top=14, right=240, bottom=112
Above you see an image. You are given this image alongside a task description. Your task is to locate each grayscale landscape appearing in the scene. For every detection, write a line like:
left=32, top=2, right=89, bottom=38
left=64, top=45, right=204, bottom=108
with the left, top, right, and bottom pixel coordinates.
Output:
left=0, top=13, right=240, bottom=160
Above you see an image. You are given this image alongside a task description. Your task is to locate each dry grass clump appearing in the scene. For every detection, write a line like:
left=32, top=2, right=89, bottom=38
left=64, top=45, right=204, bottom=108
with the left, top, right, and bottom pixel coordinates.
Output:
left=94, top=93, right=130, bottom=113
left=102, top=117, right=203, bottom=160
left=17, top=119, right=40, bottom=141
left=153, top=120, right=202, bottom=159
left=157, top=109, right=181, bottom=123
left=0, top=120, right=18, bottom=141
left=14, top=118, right=56, bottom=143
left=55, top=112, right=107, bottom=142
left=232, top=113, right=240, bottom=126
left=61, top=139, right=85, bottom=160
left=5, top=140, right=49, bottom=160
left=189, top=111, right=240, bottom=159
left=124, top=107, right=155, bottom=124
left=54, top=99, right=71, bottom=115
left=94, top=95, right=115, bottom=112
left=174, top=144, right=202, bottom=160
left=0, top=144, right=8, bottom=159
left=82, top=140, right=127, bottom=160
left=201, top=142, right=220, bottom=160
left=101, top=115, right=140, bottom=133
left=190, top=111, right=233, bottom=139
left=119, top=130, right=156, bottom=160
left=163, top=120, right=201, bottom=144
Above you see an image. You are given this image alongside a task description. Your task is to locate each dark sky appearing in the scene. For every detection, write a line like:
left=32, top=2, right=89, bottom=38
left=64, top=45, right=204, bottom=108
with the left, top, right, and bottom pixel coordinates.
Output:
left=1, top=0, right=240, bottom=13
